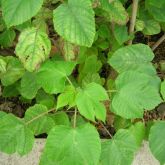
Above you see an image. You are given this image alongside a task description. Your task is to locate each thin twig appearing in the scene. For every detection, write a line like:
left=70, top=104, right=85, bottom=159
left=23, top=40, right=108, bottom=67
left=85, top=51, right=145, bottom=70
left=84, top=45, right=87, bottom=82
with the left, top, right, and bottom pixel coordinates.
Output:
left=152, top=34, right=165, bottom=51
left=66, top=76, right=75, bottom=88
left=26, top=108, right=55, bottom=125
left=99, top=122, right=113, bottom=139
left=128, top=0, right=139, bottom=45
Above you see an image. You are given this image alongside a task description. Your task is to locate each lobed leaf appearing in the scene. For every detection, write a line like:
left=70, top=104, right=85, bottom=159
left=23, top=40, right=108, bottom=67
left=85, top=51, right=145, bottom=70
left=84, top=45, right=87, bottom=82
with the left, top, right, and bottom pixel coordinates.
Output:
left=40, top=123, right=101, bottom=165
left=100, top=129, right=138, bottom=165
left=37, top=60, right=76, bottom=94
left=0, top=113, right=34, bottom=155
left=24, top=104, right=55, bottom=135
left=149, top=121, right=165, bottom=164
left=111, top=71, right=162, bottom=119
left=57, top=85, right=76, bottom=109
left=76, top=82, right=109, bottom=122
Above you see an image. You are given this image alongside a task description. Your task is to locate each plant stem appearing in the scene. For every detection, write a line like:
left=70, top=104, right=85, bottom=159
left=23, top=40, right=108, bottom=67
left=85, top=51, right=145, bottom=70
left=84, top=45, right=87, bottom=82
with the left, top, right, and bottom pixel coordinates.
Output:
left=66, top=76, right=75, bottom=88
left=152, top=34, right=165, bottom=51
left=25, top=108, right=55, bottom=125
left=128, top=0, right=139, bottom=45
left=73, top=108, right=77, bottom=128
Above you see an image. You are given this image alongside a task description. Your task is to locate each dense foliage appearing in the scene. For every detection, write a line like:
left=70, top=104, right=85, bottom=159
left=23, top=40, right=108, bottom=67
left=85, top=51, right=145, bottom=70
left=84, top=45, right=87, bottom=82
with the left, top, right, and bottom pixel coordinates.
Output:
left=0, top=0, right=165, bottom=165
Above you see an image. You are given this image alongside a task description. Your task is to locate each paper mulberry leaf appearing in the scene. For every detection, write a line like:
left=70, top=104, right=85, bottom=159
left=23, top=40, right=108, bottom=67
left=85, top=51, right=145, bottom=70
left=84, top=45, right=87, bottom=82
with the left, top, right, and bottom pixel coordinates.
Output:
left=78, top=55, right=102, bottom=83
left=100, top=129, right=138, bottom=165
left=24, top=104, right=55, bottom=135
left=160, top=80, right=165, bottom=100
left=0, top=29, right=16, bottom=47
left=49, top=112, right=70, bottom=126
left=36, top=90, right=55, bottom=109
left=20, top=72, right=41, bottom=99
left=57, top=85, right=76, bottom=109
left=53, top=0, right=95, bottom=47
left=1, top=0, right=44, bottom=27
left=76, top=82, right=109, bottom=122
left=37, top=60, right=76, bottom=94
left=149, top=121, right=165, bottom=164
left=15, top=28, right=51, bottom=72
left=0, top=58, right=7, bottom=73
left=109, top=44, right=156, bottom=75
left=111, top=71, right=162, bottom=119
left=0, top=113, right=34, bottom=155
left=100, top=0, right=128, bottom=25
left=40, top=123, right=101, bottom=165
left=0, top=56, right=25, bottom=86
left=145, top=0, right=165, bottom=22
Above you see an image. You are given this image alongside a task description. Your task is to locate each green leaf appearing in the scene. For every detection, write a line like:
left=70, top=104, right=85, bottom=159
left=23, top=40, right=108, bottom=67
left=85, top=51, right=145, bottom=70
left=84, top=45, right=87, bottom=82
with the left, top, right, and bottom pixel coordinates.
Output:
left=100, top=0, right=128, bottom=25
left=98, top=24, right=110, bottom=40
left=15, top=28, right=51, bottom=72
left=15, top=20, right=32, bottom=32
left=36, top=90, right=55, bottom=109
left=129, top=122, right=146, bottom=147
left=40, top=123, right=101, bottom=165
left=143, top=20, right=161, bottom=35
left=71, top=115, right=87, bottom=127
left=100, top=129, right=138, bottom=165
left=1, top=0, right=44, bottom=27
left=109, top=44, right=156, bottom=75
left=32, top=19, right=48, bottom=33
left=78, top=55, right=102, bottom=83
left=2, top=81, right=20, bottom=97
left=0, top=29, right=16, bottom=47
left=145, top=0, right=165, bottom=22
left=0, top=113, right=34, bottom=155
left=49, top=112, right=70, bottom=126
left=0, top=58, right=7, bottom=73
left=111, top=71, right=162, bottom=119
left=114, top=116, right=131, bottom=131
left=63, top=40, right=77, bottom=61
left=77, top=47, right=98, bottom=64
left=0, top=57, right=25, bottom=86
left=82, top=73, right=104, bottom=86
left=0, top=111, right=7, bottom=119
left=35, top=7, right=52, bottom=20
left=20, top=72, right=41, bottom=99
left=76, top=82, right=108, bottom=122
left=53, top=0, right=95, bottom=47
left=57, top=85, right=76, bottom=109
left=138, top=5, right=161, bottom=35
left=135, top=19, right=145, bottom=32
left=24, top=104, right=55, bottom=135
left=149, top=121, right=165, bottom=164
left=113, top=25, right=129, bottom=45
left=37, top=60, right=75, bottom=94
left=161, top=80, right=165, bottom=100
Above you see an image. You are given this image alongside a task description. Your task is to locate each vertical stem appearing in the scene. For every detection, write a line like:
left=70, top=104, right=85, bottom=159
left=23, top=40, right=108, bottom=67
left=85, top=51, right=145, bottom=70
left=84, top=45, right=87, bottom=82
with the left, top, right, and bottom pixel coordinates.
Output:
left=73, top=108, right=77, bottom=128
left=128, top=0, right=139, bottom=45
